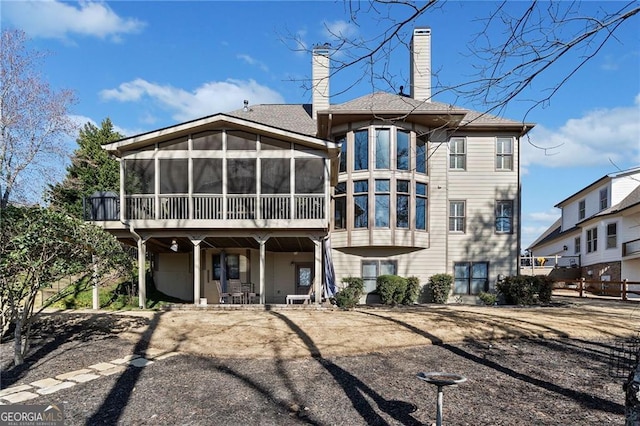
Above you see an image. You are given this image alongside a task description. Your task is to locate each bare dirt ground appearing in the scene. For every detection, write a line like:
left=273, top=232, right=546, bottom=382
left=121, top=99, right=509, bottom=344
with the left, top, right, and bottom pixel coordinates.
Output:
left=2, top=296, right=640, bottom=425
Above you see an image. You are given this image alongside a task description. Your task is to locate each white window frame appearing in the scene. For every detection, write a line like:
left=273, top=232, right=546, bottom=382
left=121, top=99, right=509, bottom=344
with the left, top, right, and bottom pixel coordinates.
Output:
left=578, top=200, right=585, bottom=220
left=449, top=138, right=466, bottom=170
left=600, top=188, right=608, bottom=211
left=495, top=200, right=514, bottom=234
left=496, top=137, right=513, bottom=170
left=449, top=200, right=466, bottom=232
left=606, top=222, right=617, bottom=249
left=586, top=227, right=598, bottom=253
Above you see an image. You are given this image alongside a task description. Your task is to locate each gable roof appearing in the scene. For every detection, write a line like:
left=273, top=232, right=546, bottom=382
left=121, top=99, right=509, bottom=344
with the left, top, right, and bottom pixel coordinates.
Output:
left=315, top=92, right=533, bottom=136
left=579, top=184, right=640, bottom=224
left=555, top=166, right=640, bottom=208
left=102, top=112, right=336, bottom=155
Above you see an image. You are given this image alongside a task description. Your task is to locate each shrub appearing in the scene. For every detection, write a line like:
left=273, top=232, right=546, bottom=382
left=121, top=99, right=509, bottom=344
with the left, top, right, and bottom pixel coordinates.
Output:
left=376, top=275, right=407, bottom=305
left=403, top=276, right=421, bottom=305
left=536, top=275, right=554, bottom=303
left=426, top=274, right=453, bottom=304
left=497, top=275, right=553, bottom=305
left=478, top=291, right=498, bottom=306
left=335, top=277, right=364, bottom=309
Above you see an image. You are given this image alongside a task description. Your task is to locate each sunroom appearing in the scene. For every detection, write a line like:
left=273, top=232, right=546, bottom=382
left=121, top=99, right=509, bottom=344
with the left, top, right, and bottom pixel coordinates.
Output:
left=86, top=113, right=340, bottom=307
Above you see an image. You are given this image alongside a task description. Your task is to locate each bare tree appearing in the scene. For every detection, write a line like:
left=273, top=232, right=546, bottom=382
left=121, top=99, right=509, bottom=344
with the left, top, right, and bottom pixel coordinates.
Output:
left=0, top=29, right=77, bottom=209
left=284, top=1, right=638, bottom=118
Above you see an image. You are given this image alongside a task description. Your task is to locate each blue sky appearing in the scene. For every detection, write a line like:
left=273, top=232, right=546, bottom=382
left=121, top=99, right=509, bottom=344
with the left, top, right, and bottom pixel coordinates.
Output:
left=3, top=1, right=639, bottom=248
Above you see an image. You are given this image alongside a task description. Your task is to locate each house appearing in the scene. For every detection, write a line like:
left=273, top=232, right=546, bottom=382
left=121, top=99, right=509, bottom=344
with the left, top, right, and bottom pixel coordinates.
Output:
left=527, top=167, right=640, bottom=282
left=87, top=28, right=534, bottom=307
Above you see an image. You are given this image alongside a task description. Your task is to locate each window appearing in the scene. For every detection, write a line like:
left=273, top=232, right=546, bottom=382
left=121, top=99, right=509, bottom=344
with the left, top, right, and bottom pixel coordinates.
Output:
left=227, top=159, right=256, bottom=193
left=449, top=138, right=466, bottom=170
left=454, top=262, right=488, bottom=295
left=334, top=182, right=347, bottom=230
left=416, top=135, right=427, bottom=174
left=578, top=200, right=586, bottom=220
left=495, top=200, right=513, bottom=233
left=158, top=136, right=189, bottom=151
left=586, top=227, right=598, bottom=253
left=362, top=260, right=397, bottom=293
left=354, top=130, right=369, bottom=170
left=213, top=254, right=240, bottom=281
left=396, top=180, right=409, bottom=228
left=338, top=134, right=347, bottom=173
left=449, top=201, right=465, bottom=232
left=192, top=131, right=222, bottom=150
left=396, top=130, right=410, bottom=171
left=600, top=188, right=608, bottom=210
left=375, top=179, right=390, bottom=227
left=260, top=136, right=290, bottom=150
left=227, top=130, right=256, bottom=150
left=416, top=182, right=427, bottom=230
left=295, top=158, right=324, bottom=193
left=375, top=129, right=390, bottom=169
left=261, top=159, right=291, bottom=194
left=193, top=158, right=223, bottom=194
left=354, top=180, right=368, bottom=228
left=160, top=159, right=188, bottom=194
left=606, top=223, right=617, bottom=249
left=496, top=138, right=513, bottom=170
left=124, top=159, right=154, bottom=194
left=574, top=236, right=581, bottom=254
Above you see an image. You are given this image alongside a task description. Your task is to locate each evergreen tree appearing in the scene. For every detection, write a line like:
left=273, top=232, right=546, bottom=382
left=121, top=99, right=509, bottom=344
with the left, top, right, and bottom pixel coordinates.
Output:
left=48, top=118, right=121, bottom=218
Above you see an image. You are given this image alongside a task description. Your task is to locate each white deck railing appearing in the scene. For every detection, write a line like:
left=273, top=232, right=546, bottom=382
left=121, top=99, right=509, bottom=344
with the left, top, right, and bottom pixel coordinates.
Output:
left=124, top=194, right=324, bottom=221
left=126, top=195, right=155, bottom=220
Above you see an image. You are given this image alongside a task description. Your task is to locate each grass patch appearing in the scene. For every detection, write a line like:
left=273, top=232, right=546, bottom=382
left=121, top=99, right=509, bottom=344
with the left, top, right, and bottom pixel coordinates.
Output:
left=51, top=276, right=181, bottom=310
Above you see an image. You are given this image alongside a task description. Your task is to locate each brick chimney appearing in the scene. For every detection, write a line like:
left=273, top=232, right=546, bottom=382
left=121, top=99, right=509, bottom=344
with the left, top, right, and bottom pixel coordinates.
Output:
left=410, top=27, right=431, bottom=102
left=312, top=44, right=331, bottom=119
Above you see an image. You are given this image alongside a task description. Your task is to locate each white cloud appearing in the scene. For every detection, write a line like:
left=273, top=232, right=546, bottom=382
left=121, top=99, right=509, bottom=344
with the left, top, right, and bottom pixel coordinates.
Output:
left=322, top=20, right=358, bottom=40
left=523, top=95, right=640, bottom=168
left=3, top=1, right=145, bottom=41
left=237, top=54, right=269, bottom=72
left=100, top=78, right=285, bottom=122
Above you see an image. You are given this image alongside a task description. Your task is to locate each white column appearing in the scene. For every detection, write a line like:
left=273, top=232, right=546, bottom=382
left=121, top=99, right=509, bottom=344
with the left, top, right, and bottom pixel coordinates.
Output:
left=119, top=159, right=125, bottom=222
left=92, top=254, right=99, bottom=310
left=137, top=238, right=147, bottom=309
left=313, top=237, right=322, bottom=304
left=192, top=239, right=202, bottom=305
left=260, top=239, right=266, bottom=304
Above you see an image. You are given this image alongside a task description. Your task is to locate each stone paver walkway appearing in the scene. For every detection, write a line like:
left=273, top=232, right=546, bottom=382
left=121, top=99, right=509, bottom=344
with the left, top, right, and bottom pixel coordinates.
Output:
left=0, top=348, right=179, bottom=405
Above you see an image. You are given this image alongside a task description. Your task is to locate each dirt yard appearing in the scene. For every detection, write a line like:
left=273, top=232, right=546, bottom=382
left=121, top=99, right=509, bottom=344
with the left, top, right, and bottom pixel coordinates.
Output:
left=2, top=297, right=640, bottom=425
left=113, top=297, right=640, bottom=359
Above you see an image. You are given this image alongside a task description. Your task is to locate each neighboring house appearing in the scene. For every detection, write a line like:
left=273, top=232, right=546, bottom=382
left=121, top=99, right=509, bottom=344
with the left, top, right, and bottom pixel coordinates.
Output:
left=528, top=167, right=640, bottom=282
left=87, top=28, right=534, bottom=306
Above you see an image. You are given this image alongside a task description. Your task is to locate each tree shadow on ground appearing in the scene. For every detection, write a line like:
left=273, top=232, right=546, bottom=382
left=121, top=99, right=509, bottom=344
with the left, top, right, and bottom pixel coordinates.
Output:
left=85, top=311, right=164, bottom=425
left=1, top=313, right=149, bottom=388
left=359, top=310, right=625, bottom=415
left=269, top=311, right=422, bottom=426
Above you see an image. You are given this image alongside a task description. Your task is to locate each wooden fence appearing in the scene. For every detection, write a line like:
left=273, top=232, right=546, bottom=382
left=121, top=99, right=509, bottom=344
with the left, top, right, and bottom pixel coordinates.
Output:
left=554, top=278, right=640, bottom=301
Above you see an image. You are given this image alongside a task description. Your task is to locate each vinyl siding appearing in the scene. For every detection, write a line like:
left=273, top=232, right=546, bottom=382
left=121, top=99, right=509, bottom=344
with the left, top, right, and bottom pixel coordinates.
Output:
left=446, top=134, right=519, bottom=280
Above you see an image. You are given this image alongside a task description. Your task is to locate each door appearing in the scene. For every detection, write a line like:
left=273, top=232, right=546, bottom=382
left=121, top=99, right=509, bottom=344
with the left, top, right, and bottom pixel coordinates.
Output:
left=295, top=263, right=314, bottom=295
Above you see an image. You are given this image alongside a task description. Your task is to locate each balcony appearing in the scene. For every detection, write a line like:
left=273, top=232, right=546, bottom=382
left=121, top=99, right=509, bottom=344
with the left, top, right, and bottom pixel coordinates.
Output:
left=84, top=193, right=327, bottom=229
left=623, top=238, right=640, bottom=258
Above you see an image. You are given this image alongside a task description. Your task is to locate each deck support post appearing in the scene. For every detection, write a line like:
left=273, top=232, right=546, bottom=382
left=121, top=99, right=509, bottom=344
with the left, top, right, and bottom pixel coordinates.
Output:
left=137, top=238, right=147, bottom=309
left=192, top=238, right=203, bottom=305
left=313, top=237, right=322, bottom=304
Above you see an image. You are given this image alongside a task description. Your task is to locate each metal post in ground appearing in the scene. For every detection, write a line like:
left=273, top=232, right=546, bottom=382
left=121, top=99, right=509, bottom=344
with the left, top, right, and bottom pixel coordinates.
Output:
left=417, top=372, right=467, bottom=426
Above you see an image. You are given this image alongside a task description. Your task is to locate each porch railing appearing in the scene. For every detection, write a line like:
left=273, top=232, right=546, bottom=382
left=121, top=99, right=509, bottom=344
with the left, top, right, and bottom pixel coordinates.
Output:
left=118, top=194, right=325, bottom=221
left=623, top=238, right=640, bottom=257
